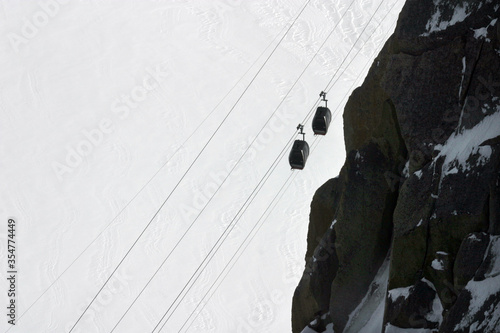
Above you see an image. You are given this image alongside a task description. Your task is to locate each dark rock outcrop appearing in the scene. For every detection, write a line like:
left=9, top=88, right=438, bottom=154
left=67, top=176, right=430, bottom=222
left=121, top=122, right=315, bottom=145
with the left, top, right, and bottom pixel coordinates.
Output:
left=292, top=0, right=500, bottom=332
left=440, top=235, right=500, bottom=332
left=305, top=177, right=340, bottom=262
left=385, top=279, right=441, bottom=330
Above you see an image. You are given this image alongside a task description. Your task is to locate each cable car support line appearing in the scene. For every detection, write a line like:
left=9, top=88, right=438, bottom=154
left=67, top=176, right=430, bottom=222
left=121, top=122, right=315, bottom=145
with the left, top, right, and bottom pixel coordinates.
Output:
left=301, top=0, right=398, bottom=135
left=180, top=171, right=297, bottom=332
left=68, top=1, right=313, bottom=331
left=153, top=0, right=396, bottom=329
left=8, top=4, right=311, bottom=332
left=132, top=0, right=390, bottom=330
left=322, top=0, right=398, bottom=95
left=153, top=132, right=299, bottom=333
left=109, top=0, right=362, bottom=330
left=180, top=138, right=320, bottom=333
left=180, top=6, right=402, bottom=333
left=180, top=36, right=387, bottom=329
left=111, top=123, right=300, bottom=333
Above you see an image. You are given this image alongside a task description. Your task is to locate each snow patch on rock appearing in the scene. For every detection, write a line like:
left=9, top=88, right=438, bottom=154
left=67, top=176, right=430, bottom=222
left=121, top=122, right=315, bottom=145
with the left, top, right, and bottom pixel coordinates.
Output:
left=455, top=275, right=500, bottom=331
left=484, top=236, right=500, bottom=279
left=435, top=109, right=500, bottom=179
left=345, top=258, right=390, bottom=333
left=421, top=277, right=437, bottom=291
left=473, top=18, right=497, bottom=40
left=426, top=292, right=444, bottom=325
left=455, top=236, right=500, bottom=331
left=431, top=258, right=444, bottom=270
left=422, top=1, right=472, bottom=36
left=388, top=286, right=411, bottom=301
left=402, top=160, right=410, bottom=178
left=459, top=56, right=466, bottom=98
left=385, top=279, right=443, bottom=332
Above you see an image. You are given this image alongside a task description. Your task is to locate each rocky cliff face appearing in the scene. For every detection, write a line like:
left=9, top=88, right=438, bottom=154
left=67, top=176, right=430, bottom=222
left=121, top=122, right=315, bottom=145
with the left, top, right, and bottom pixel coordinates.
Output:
left=292, top=1, right=500, bottom=332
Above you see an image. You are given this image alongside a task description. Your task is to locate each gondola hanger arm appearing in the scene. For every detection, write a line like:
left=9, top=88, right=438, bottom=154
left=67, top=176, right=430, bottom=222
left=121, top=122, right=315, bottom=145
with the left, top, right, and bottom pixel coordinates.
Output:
left=320, top=91, right=328, bottom=108
left=296, top=123, right=305, bottom=141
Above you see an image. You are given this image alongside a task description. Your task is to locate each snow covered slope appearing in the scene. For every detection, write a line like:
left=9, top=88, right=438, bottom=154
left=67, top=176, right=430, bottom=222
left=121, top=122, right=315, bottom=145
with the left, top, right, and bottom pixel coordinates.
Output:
left=0, top=1, right=402, bottom=332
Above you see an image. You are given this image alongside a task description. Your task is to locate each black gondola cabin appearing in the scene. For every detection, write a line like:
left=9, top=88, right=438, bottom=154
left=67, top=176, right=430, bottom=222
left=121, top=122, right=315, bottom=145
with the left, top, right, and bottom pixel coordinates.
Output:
left=289, top=139, right=309, bottom=170
left=312, top=106, right=332, bottom=135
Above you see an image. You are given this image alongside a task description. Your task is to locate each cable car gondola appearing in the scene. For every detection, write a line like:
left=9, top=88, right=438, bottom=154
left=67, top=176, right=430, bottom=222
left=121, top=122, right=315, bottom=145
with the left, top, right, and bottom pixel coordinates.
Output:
left=289, top=124, right=310, bottom=170
left=312, top=91, right=332, bottom=135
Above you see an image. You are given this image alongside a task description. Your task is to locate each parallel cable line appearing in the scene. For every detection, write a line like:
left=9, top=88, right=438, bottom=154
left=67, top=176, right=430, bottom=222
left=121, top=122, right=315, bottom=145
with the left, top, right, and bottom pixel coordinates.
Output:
left=178, top=78, right=339, bottom=331
left=322, top=0, right=398, bottom=94
left=68, top=1, right=313, bottom=332
left=300, top=0, right=398, bottom=132
left=325, top=1, right=400, bottom=125
left=138, top=1, right=365, bottom=330
left=180, top=136, right=321, bottom=333
left=153, top=118, right=321, bottom=333
left=180, top=5, right=402, bottom=332
left=152, top=90, right=320, bottom=333
left=114, top=99, right=318, bottom=333
left=156, top=124, right=322, bottom=333
left=109, top=0, right=362, bottom=330
left=179, top=153, right=300, bottom=333
left=181, top=170, right=297, bottom=332
left=111, top=122, right=299, bottom=333
left=181, top=52, right=366, bottom=330
left=5, top=6, right=300, bottom=332
left=152, top=0, right=398, bottom=330
left=153, top=132, right=297, bottom=332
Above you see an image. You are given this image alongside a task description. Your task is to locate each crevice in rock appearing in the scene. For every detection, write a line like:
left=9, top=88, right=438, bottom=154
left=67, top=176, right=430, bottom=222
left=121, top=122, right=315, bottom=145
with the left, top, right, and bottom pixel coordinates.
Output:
left=417, top=157, right=444, bottom=282
left=490, top=156, right=500, bottom=235
left=459, top=40, right=484, bottom=109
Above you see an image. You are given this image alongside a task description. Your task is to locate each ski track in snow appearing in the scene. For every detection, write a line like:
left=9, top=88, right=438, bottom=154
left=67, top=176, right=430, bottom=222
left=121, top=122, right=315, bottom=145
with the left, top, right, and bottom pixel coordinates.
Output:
left=0, top=0, right=404, bottom=332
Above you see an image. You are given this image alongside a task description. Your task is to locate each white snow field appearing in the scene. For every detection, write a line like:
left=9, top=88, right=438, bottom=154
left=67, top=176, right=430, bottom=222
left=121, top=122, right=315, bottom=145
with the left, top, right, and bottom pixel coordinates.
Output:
left=0, top=0, right=403, bottom=332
